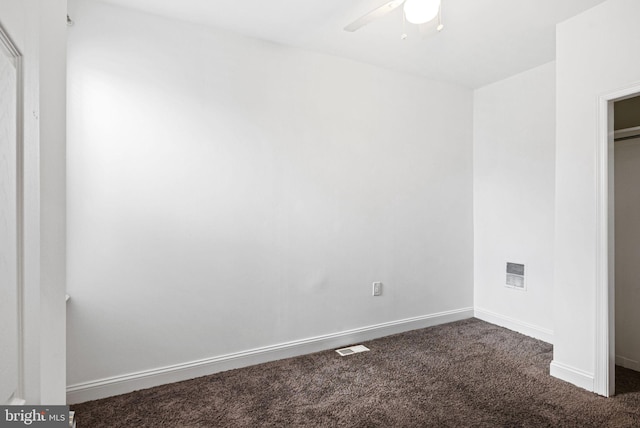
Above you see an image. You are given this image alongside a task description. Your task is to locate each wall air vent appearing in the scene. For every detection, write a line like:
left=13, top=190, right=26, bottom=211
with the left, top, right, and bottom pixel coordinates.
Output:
left=335, top=345, right=370, bottom=356
left=506, top=262, right=525, bottom=290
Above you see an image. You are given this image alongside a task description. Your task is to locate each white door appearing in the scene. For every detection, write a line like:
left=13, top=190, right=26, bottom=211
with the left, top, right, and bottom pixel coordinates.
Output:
left=0, top=27, right=20, bottom=405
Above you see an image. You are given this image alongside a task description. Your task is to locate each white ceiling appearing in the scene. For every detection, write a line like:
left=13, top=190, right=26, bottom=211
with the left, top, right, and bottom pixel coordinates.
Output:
left=96, top=0, right=607, bottom=88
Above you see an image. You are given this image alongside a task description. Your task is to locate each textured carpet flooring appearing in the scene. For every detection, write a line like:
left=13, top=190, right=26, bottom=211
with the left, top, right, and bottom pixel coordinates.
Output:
left=72, top=319, right=640, bottom=427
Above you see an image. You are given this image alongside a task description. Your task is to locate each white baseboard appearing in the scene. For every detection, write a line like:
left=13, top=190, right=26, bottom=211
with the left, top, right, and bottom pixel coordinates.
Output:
left=474, top=307, right=554, bottom=344
left=550, top=360, right=594, bottom=392
left=67, top=307, right=473, bottom=404
left=616, top=355, right=640, bottom=372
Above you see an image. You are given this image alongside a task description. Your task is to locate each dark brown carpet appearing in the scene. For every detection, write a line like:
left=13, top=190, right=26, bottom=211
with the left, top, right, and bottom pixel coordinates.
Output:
left=71, top=318, right=640, bottom=427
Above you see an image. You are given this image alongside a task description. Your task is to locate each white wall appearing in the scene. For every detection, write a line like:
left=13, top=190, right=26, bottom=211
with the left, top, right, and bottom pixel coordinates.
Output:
left=473, top=62, right=556, bottom=343
left=553, top=0, right=640, bottom=392
left=0, top=0, right=67, bottom=404
left=66, top=0, right=474, bottom=401
left=38, top=0, right=68, bottom=405
left=614, top=137, right=640, bottom=371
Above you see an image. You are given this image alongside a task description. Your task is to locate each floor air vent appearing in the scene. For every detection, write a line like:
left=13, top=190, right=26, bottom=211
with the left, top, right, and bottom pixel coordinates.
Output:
left=506, top=262, right=525, bottom=290
left=335, top=345, right=370, bottom=356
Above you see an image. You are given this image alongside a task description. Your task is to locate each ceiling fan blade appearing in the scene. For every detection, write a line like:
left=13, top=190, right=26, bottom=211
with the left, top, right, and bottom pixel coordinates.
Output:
left=344, top=0, right=406, bottom=32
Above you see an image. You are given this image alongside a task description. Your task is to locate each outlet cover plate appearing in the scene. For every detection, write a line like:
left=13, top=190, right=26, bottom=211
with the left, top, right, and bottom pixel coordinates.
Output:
left=373, top=282, right=382, bottom=296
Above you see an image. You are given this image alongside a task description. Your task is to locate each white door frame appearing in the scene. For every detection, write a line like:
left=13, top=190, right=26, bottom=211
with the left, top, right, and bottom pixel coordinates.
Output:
left=595, top=82, right=640, bottom=397
left=0, top=21, right=24, bottom=404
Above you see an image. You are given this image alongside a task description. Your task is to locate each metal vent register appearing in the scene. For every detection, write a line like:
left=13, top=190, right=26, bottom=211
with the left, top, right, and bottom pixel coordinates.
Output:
left=506, top=262, right=525, bottom=289
left=335, top=345, right=370, bottom=356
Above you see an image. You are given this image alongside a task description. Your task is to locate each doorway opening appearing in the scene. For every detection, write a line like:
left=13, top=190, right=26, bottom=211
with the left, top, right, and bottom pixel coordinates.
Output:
left=595, top=85, right=640, bottom=398
left=612, top=95, right=640, bottom=395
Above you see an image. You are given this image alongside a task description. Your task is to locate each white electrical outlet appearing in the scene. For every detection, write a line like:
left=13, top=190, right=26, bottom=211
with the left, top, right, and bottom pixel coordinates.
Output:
left=372, top=282, right=382, bottom=296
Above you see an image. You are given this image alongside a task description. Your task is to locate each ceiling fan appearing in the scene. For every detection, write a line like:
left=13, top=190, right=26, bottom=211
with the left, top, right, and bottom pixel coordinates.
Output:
left=344, top=0, right=443, bottom=33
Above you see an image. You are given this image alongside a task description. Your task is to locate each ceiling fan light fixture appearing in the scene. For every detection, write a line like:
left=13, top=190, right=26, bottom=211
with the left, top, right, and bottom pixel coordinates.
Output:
left=403, top=0, right=441, bottom=25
